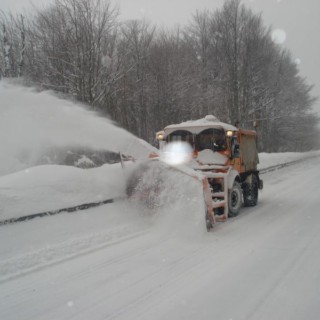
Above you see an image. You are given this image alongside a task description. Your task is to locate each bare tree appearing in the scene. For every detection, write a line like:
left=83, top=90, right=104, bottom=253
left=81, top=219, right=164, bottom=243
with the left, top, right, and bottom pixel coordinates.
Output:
left=2, top=21, right=11, bottom=77
left=25, top=0, right=118, bottom=103
left=0, top=0, right=317, bottom=151
left=117, top=20, right=155, bottom=138
left=18, top=15, right=25, bottom=77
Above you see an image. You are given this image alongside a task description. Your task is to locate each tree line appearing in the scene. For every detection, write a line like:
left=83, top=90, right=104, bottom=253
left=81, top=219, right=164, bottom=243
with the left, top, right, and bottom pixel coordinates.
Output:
left=1, top=0, right=319, bottom=152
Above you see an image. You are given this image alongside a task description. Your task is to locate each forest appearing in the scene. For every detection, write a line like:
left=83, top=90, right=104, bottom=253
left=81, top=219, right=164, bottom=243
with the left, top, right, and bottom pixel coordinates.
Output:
left=0, top=0, right=319, bottom=152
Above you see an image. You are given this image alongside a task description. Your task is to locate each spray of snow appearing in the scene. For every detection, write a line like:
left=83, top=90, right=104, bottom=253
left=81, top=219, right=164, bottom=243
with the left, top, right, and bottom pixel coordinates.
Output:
left=153, top=169, right=207, bottom=237
left=0, top=81, right=155, bottom=175
left=126, top=160, right=207, bottom=236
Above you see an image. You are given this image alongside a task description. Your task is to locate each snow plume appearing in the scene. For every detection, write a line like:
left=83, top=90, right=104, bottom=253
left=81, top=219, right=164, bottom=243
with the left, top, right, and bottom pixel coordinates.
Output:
left=0, top=81, right=152, bottom=175
left=153, top=167, right=207, bottom=237
left=127, top=160, right=207, bottom=236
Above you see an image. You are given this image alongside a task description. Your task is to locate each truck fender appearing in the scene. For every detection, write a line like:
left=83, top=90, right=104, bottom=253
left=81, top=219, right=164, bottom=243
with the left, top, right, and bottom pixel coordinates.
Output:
left=244, top=173, right=253, bottom=185
left=227, top=169, right=241, bottom=190
left=244, top=173, right=263, bottom=190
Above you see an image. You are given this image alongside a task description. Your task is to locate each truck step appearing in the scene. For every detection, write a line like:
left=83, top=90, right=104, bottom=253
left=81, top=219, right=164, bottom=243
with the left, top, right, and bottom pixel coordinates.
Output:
left=212, top=200, right=226, bottom=208
left=205, top=172, right=227, bottom=179
left=211, top=192, right=225, bottom=198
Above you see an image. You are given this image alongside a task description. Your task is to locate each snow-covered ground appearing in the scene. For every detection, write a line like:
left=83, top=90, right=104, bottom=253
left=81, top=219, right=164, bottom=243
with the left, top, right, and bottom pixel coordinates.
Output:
left=258, top=151, right=320, bottom=170
left=1, top=156, right=320, bottom=320
left=1, top=149, right=320, bottom=221
left=0, top=163, right=126, bottom=220
left=1, top=81, right=320, bottom=319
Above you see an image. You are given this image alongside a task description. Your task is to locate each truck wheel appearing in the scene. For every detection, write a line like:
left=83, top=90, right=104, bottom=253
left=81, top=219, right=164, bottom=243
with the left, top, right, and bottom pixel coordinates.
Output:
left=243, top=175, right=258, bottom=207
left=228, top=181, right=242, bottom=217
left=205, top=207, right=213, bottom=232
left=206, top=215, right=213, bottom=232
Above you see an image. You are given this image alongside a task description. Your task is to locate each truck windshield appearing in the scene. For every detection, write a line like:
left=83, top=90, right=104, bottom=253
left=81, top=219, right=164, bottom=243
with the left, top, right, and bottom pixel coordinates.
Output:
left=196, top=128, right=227, bottom=152
left=166, top=130, right=194, bottom=148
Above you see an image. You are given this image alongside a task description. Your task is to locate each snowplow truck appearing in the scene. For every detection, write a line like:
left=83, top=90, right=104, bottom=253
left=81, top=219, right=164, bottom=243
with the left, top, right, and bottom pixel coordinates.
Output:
left=156, top=115, right=263, bottom=231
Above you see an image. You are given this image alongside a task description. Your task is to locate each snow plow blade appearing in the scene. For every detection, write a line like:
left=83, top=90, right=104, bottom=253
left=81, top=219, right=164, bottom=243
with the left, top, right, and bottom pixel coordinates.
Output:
left=124, top=157, right=216, bottom=231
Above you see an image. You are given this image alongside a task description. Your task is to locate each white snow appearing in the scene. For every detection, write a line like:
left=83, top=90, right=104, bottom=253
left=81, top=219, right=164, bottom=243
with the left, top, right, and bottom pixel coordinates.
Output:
left=258, top=150, right=320, bottom=170
left=74, top=155, right=95, bottom=168
left=0, top=163, right=126, bottom=220
left=164, top=115, right=238, bottom=136
left=1, top=82, right=320, bottom=320
left=0, top=156, right=320, bottom=320
left=196, top=148, right=228, bottom=165
left=0, top=80, right=156, bottom=176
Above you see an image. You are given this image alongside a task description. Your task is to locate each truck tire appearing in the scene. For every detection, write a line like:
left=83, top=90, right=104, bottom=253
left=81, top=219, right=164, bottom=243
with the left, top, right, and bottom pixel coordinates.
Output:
left=228, top=181, right=242, bottom=217
left=205, top=212, right=213, bottom=232
left=243, top=174, right=258, bottom=207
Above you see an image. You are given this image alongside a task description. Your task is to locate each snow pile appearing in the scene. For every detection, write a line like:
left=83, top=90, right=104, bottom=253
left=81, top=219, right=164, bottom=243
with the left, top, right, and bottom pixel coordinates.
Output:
left=74, top=155, right=95, bottom=168
left=258, top=150, right=320, bottom=170
left=0, top=163, right=126, bottom=220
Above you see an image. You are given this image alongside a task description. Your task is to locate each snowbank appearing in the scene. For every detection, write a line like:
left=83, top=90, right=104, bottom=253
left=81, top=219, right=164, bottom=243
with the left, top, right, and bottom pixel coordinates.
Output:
left=1, top=149, right=319, bottom=221
left=258, top=150, right=320, bottom=170
left=0, top=163, right=126, bottom=220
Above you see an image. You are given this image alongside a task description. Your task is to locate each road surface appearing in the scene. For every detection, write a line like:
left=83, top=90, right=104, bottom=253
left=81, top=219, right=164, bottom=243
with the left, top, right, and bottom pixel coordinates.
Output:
left=0, top=158, right=320, bottom=320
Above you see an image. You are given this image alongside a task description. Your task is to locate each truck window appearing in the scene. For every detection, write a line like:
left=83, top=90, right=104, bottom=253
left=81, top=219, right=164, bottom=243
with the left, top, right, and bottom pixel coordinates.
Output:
left=196, top=128, right=226, bottom=152
left=166, top=130, right=194, bottom=148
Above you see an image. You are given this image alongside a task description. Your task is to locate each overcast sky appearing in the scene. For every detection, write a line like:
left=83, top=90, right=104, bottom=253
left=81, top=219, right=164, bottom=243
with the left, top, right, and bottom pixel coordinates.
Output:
left=1, top=0, right=319, bottom=114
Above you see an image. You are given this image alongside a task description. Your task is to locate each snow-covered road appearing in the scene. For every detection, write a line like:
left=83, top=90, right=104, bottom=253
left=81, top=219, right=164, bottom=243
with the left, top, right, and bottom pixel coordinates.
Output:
left=1, top=157, right=320, bottom=320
